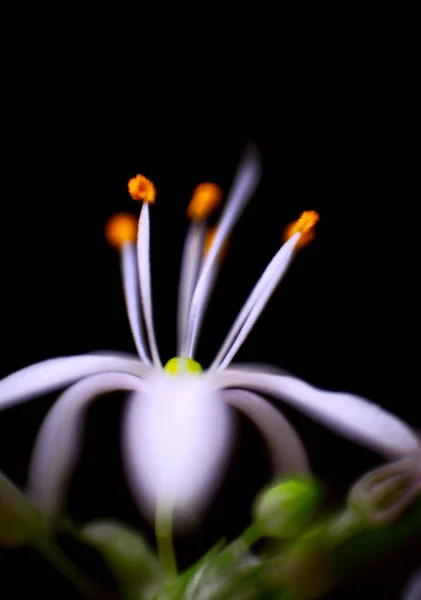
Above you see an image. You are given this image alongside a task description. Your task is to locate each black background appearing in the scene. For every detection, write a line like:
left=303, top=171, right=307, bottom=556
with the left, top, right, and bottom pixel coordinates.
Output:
left=0, top=27, right=419, bottom=598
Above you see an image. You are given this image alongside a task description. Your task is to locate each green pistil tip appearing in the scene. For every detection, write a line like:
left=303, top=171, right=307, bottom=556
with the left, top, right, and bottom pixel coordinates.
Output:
left=164, top=357, right=203, bottom=375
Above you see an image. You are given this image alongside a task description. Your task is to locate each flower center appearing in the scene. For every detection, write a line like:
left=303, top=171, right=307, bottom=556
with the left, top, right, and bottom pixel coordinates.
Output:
left=164, top=357, right=203, bottom=376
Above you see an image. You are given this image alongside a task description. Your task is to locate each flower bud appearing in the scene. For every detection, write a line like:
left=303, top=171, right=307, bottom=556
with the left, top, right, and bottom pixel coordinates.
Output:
left=253, top=476, right=324, bottom=539
left=348, top=458, right=421, bottom=526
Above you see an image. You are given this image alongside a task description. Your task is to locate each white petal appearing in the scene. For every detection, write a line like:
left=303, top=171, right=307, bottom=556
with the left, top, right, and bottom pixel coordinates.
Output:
left=402, top=568, right=421, bottom=600
left=121, top=243, right=151, bottom=363
left=220, top=389, right=310, bottom=474
left=122, top=373, right=234, bottom=528
left=137, top=203, right=162, bottom=367
left=0, top=353, right=149, bottom=411
left=215, top=368, right=420, bottom=459
left=184, top=146, right=261, bottom=357
left=27, top=372, right=145, bottom=521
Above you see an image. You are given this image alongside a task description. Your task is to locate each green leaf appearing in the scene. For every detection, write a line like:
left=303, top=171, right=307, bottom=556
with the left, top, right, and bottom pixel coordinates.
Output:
left=81, top=519, right=162, bottom=595
left=0, top=470, right=44, bottom=547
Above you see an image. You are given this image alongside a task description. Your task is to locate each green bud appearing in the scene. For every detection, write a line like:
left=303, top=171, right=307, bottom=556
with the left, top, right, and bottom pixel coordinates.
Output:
left=253, top=476, right=324, bottom=539
left=82, top=520, right=162, bottom=590
left=0, top=470, right=44, bottom=547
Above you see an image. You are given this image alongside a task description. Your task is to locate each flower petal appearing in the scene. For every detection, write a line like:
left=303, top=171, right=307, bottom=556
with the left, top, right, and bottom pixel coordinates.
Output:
left=0, top=353, right=149, bottom=411
left=215, top=368, right=420, bottom=459
left=27, top=372, right=145, bottom=521
left=220, top=389, right=310, bottom=474
left=122, top=373, right=234, bottom=529
left=402, top=567, right=421, bottom=600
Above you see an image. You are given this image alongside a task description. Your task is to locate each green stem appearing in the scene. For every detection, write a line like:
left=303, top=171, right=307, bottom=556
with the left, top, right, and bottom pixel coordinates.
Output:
left=239, top=522, right=262, bottom=548
left=326, top=508, right=364, bottom=544
left=330, top=498, right=421, bottom=581
left=31, top=534, right=96, bottom=598
left=155, top=501, right=177, bottom=580
left=220, top=522, right=263, bottom=562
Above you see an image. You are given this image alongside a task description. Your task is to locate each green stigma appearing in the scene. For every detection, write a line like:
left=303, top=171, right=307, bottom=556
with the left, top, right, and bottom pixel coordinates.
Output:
left=164, top=357, right=203, bottom=376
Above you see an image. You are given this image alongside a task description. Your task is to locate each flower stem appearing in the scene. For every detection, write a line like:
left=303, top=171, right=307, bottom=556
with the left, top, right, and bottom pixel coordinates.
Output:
left=240, top=522, right=262, bottom=548
left=155, top=500, right=177, bottom=580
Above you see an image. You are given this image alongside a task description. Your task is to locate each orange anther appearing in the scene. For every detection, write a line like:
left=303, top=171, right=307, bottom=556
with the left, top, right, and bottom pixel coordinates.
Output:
left=187, top=183, right=222, bottom=221
left=105, top=213, right=137, bottom=249
left=128, top=174, right=156, bottom=204
left=283, top=210, right=319, bottom=248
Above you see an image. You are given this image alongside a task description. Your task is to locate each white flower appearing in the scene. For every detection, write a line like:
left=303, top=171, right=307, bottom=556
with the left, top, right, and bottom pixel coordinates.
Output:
left=0, top=148, right=418, bottom=529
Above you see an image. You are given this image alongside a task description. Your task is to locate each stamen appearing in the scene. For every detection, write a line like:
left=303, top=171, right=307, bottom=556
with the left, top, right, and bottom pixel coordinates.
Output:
left=187, top=183, right=222, bottom=221
left=106, top=215, right=151, bottom=363
left=203, top=226, right=230, bottom=262
left=137, top=202, right=162, bottom=367
left=178, top=185, right=224, bottom=352
left=177, top=223, right=206, bottom=355
left=184, top=147, right=261, bottom=357
left=210, top=232, right=301, bottom=370
left=128, top=174, right=156, bottom=204
left=105, top=213, right=137, bottom=249
left=187, top=264, right=220, bottom=358
left=284, top=210, right=319, bottom=248
left=121, top=244, right=151, bottom=363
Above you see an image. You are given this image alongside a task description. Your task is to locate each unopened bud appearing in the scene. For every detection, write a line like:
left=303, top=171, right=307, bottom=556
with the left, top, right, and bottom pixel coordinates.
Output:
left=253, top=476, right=324, bottom=539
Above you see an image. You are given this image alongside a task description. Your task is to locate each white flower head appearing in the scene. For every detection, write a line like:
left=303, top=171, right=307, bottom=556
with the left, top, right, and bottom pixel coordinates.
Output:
left=0, top=148, right=419, bottom=530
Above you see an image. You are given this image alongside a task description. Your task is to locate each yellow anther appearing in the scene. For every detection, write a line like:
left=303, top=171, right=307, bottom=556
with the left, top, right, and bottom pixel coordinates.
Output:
left=128, top=174, right=156, bottom=204
left=283, top=210, right=320, bottom=249
left=187, top=183, right=222, bottom=221
left=203, top=227, right=229, bottom=262
left=105, top=213, right=138, bottom=249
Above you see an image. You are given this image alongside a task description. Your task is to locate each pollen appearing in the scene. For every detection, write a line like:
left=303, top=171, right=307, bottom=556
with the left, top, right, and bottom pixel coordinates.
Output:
left=128, top=174, right=156, bottom=204
left=283, top=210, right=320, bottom=248
left=105, top=213, right=138, bottom=249
left=203, top=226, right=229, bottom=262
left=187, top=183, right=222, bottom=221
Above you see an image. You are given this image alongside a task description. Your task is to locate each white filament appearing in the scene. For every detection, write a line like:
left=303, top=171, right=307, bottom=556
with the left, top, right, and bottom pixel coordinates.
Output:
left=186, top=262, right=219, bottom=359
left=184, top=147, right=261, bottom=357
left=211, top=233, right=300, bottom=370
left=121, top=243, right=151, bottom=363
left=177, top=223, right=205, bottom=355
left=137, top=203, right=162, bottom=367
